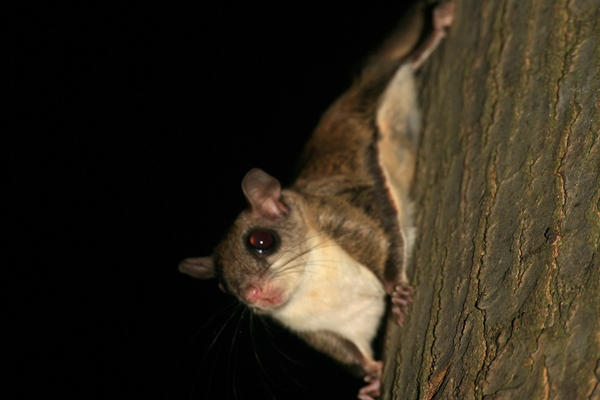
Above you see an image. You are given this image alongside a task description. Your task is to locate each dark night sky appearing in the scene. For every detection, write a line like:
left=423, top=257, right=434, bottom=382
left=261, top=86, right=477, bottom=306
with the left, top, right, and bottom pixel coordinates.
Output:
left=6, top=2, right=416, bottom=399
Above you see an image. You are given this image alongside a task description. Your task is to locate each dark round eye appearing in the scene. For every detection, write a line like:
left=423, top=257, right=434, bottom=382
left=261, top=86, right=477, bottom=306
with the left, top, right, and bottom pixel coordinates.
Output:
left=248, top=230, right=274, bottom=252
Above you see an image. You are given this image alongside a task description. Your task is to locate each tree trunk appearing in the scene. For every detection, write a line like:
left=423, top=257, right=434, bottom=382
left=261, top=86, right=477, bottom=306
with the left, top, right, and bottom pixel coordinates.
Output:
left=382, top=1, right=600, bottom=399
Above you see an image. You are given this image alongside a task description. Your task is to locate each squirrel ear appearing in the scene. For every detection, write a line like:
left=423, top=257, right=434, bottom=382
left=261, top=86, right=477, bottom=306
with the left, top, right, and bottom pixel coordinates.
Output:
left=178, top=257, right=215, bottom=279
left=242, top=168, right=288, bottom=219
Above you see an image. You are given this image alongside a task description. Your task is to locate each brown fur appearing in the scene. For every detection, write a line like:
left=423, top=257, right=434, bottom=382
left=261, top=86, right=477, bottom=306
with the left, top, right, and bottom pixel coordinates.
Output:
left=179, top=3, right=454, bottom=399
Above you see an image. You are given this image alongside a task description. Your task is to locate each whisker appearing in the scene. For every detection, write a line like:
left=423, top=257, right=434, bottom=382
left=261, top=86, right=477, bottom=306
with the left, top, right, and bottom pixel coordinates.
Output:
left=268, top=229, right=350, bottom=269
left=198, top=303, right=244, bottom=399
left=248, top=314, right=278, bottom=400
left=269, top=250, right=313, bottom=283
left=261, top=337, right=307, bottom=391
left=175, top=298, right=239, bottom=368
left=228, top=308, right=247, bottom=400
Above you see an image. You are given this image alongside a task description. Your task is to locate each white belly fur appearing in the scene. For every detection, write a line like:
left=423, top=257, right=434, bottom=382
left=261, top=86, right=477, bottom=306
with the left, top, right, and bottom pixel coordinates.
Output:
left=271, top=236, right=386, bottom=358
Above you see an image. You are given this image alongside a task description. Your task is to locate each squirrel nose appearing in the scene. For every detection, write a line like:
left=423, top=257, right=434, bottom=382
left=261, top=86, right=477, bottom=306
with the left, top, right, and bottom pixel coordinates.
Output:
left=243, top=284, right=262, bottom=303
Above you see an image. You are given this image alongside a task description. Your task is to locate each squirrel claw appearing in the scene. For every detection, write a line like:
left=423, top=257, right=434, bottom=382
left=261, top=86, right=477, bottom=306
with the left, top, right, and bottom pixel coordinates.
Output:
left=391, top=282, right=413, bottom=325
left=358, top=360, right=382, bottom=399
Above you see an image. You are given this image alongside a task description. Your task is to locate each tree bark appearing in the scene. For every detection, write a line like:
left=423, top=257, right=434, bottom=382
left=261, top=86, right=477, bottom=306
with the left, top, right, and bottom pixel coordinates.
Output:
left=382, top=1, right=600, bottom=399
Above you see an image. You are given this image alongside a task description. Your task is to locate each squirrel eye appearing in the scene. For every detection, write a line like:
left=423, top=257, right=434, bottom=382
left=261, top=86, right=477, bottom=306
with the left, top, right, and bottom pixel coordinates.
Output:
left=248, top=230, right=274, bottom=252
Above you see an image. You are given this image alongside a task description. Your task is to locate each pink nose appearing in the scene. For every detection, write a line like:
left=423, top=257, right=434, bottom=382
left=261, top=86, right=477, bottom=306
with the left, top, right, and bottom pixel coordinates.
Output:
left=242, top=284, right=284, bottom=307
left=243, top=284, right=262, bottom=303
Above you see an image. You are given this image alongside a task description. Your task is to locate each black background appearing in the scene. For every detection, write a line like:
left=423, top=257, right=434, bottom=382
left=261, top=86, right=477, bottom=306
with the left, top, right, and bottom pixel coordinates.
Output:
left=6, top=2, right=416, bottom=399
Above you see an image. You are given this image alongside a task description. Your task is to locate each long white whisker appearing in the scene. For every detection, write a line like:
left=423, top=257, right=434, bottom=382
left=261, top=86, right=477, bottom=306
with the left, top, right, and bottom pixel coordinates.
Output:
left=248, top=314, right=278, bottom=399
left=228, top=308, right=247, bottom=400
left=199, top=303, right=244, bottom=399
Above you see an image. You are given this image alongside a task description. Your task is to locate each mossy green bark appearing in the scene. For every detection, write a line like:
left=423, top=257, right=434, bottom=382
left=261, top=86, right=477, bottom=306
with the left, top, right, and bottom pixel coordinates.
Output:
left=382, top=1, right=600, bottom=399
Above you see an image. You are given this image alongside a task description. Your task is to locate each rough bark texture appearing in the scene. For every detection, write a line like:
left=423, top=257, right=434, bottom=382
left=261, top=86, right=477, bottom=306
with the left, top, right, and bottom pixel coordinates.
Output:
left=382, top=1, right=600, bottom=399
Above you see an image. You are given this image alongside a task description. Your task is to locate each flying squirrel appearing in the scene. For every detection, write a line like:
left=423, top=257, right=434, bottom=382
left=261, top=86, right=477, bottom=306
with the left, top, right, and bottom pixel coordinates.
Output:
left=179, top=3, right=454, bottom=399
